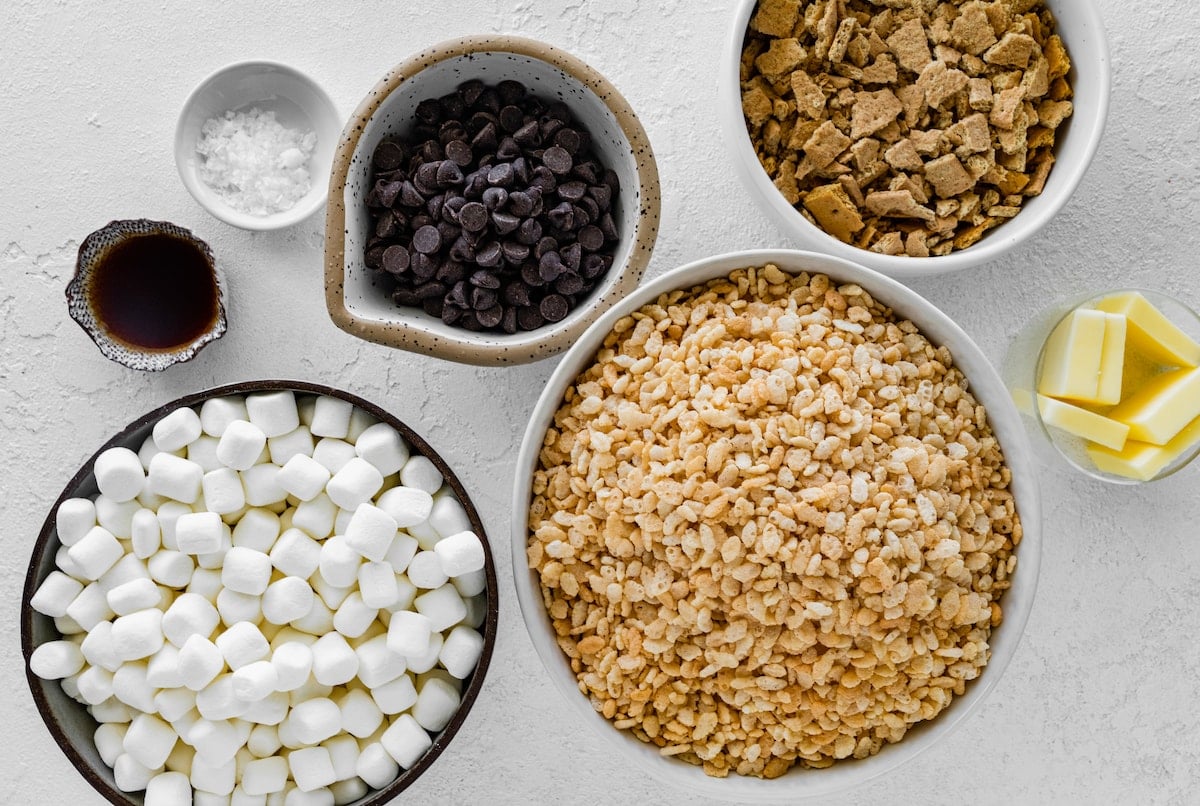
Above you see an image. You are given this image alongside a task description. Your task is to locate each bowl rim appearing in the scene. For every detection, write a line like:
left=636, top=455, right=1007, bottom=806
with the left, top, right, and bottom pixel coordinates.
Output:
left=174, top=59, right=339, bottom=232
left=21, top=379, right=499, bottom=806
left=323, top=33, right=661, bottom=366
left=510, top=249, right=1043, bottom=799
left=718, top=0, right=1112, bottom=278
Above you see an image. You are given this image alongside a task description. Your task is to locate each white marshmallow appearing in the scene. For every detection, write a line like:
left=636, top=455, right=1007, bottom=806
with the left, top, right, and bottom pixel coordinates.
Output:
left=247, top=724, right=281, bottom=758
left=66, top=581, right=115, bottom=631
left=404, top=630, right=444, bottom=675
left=54, top=613, right=85, bottom=635
left=268, top=528, right=321, bottom=579
left=188, top=434, right=223, bottom=473
left=154, top=686, right=196, bottom=722
left=194, top=792, right=232, bottom=806
left=434, top=530, right=486, bottom=578
left=217, top=621, right=269, bottom=670
left=268, top=426, right=314, bottom=467
left=169, top=709, right=201, bottom=744
left=277, top=454, right=330, bottom=502
left=243, top=690, right=289, bottom=726
left=98, top=554, right=151, bottom=594
left=165, top=739, right=194, bottom=777
left=201, top=396, right=248, bottom=438
left=217, top=589, right=262, bottom=630
left=269, top=627, right=316, bottom=650
left=243, top=755, right=289, bottom=795
left=412, top=676, right=461, bottom=732
left=218, top=421, right=268, bottom=472
left=330, top=777, right=367, bottom=805
left=291, top=493, right=336, bottom=539
left=192, top=754, right=236, bottom=795
left=385, top=611, right=433, bottom=659
left=202, top=468, right=246, bottom=515
left=112, top=661, right=157, bottom=712
left=114, top=752, right=157, bottom=792
left=233, top=660, right=279, bottom=702
left=427, top=494, right=472, bottom=540
left=311, top=438, right=356, bottom=475
left=136, top=487, right=168, bottom=512
left=80, top=620, right=120, bottom=671
left=271, top=642, right=313, bottom=692
left=439, top=625, right=485, bottom=679
left=221, top=547, right=272, bottom=596
left=31, top=571, right=85, bottom=617
left=183, top=567, right=220, bottom=602
left=111, top=608, right=165, bottom=661
left=289, top=595, right=334, bottom=637
left=354, top=634, right=407, bottom=689
left=463, top=593, right=487, bottom=630
left=452, top=568, right=487, bottom=598
left=399, top=455, right=442, bottom=495
left=246, top=391, right=300, bottom=439
left=148, top=453, right=204, bottom=504
left=177, top=511, right=224, bottom=554
left=179, top=635, right=225, bottom=691
left=323, top=733, right=360, bottom=783
left=108, top=577, right=162, bottom=616
left=332, top=507, right=354, bottom=537
left=163, top=592, right=220, bottom=647
left=56, top=497, right=97, bottom=546
left=76, top=665, right=115, bottom=704
left=344, top=504, right=397, bottom=562
left=406, top=551, right=447, bottom=590
left=131, top=507, right=162, bottom=559
left=309, top=397, right=353, bottom=439
left=311, top=632, right=359, bottom=686
left=157, top=501, right=192, bottom=550
left=124, top=712, right=177, bottom=769
left=94, top=447, right=147, bottom=502
left=375, top=486, right=433, bottom=529
left=311, top=574, right=353, bottom=611
left=288, top=698, right=342, bottom=745
left=232, top=508, right=281, bottom=552
left=354, top=423, right=410, bottom=476
left=289, top=746, right=337, bottom=792
left=96, top=494, right=140, bottom=538
left=145, top=771, right=191, bottom=806
left=357, top=562, right=400, bottom=610
left=355, top=742, right=399, bottom=789
left=325, top=458, right=384, bottom=512
left=285, top=788, right=333, bottom=806
left=154, top=407, right=203, bottom=453
left=148, top=550, right=195, bottom=588
left=337, top=688, right=383, bottom=739
left=90, top=697, right=134, bottom=724
left=380, top=714, right=431, bottom=769
left=197, top=675, right=250, bottom=721
left=29, top=640, right=84, bottom=679
left=68, top=525, right=124, bottom=581
left=95, top=722, right=129, bottom=766
left=188, top=717, right=239, bottom=764
left=262, top=577, right=315, bottom=625
left=332, top=592, right=377, bottom=639
left=242, top=464, right=288, bottom=507
left=145, top=643, right=184, bottom=689
left=194, top=522, right=233, bottom=571
left=406, top=519, right=442, bottom=551
left=318, top=536, right=361, bottom=588
left=414, top=583, right=466, bottom=632
left=138, top=431, right=170, bottom=470
left=346, top=407, right=378, bottom=443
left=384, top=534, right=419, bottom=576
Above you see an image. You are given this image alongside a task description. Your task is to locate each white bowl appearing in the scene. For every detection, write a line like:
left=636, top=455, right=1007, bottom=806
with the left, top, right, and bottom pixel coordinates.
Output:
left=511, top=249, right=1043, bottom=799
left=718, top=0, right=1111, bottom=277
left=175, top=60, right=341, bottom=231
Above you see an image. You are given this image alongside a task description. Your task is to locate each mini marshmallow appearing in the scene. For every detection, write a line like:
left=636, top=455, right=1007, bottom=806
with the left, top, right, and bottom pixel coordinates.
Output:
left=145, top=771, right=192, bottom=806
left=375, top=486, right=433, bottom=529
left=285, top=788, right=334, bottom=806
left=405, top=551, right=447, bottom=590
left=232, top=508, right=281, bottom=552
left=271, top=642, right=313, bottom=692
left=333, top=508, right=354, bottom=537
left=310, top=396, right=353, bottom=439
left=246, top=391, right=300, bottom=439
left=192, top=754, right=237, bottom=795
left=332, top=592, right=377, bottom=639
left=262, top=577, right=315, bottom=625
left=66, top=581, right=115, bottom=631
left=463, top=593, right=487, bottom=630
left=288, top=678, right=333, bottom=713
left=188, top=435, right=223, bottom=473
left=346, top=407, right=378, bottom=442
left=148, top=453, right=205, bottom=503
left=243, top=690, right=289, bottom=727
left=222, top=547, right=272, bottom=595
left=194, top=792, right=232, bottom=806
left=414, top=583, right=466, bottom=632
left=399, top=455, right=442, bottom=495
left=330, top=777, right=367, bottom=805
left=354, top=634, right=407, bottom=689
left=289, top=746, right=337, bottom=792
left=91, top=696, right=134, bottom=724
left=169, top=709, right=201, bottom=744
left=291, top=493, right=336, bottom=539
left=233, top=660, right=279, bottom=702
left=98, top=554, right=151, bottom=594
left=288, top=698, right=343, bottom=744
left=268, top=425, right=315, bottom=467
left=355, top=742, right=399, bottom=789
left=56, top=497, right=97, bottom=546
left=406, top=519, right=442, bottom=551
left=95, top=722, right=129, bottom=766
left=154, top=686, right=196, bottom=722
left=247, top=724, right=282, bottom=758
left=384, top=535, right=419, bottom=576
left=311, top=574, right=353, bottom=611
left=165, top=740, right=195, bottom=777
left=54, top=613, right=86, bottom=636
left=242, top=464, right=288, bottom=507
left=148, top=550, right=195, bottom=588
left=157, top=501, right=192, bottom=550
left=203, top=468, right=246, bottom=515
left=68, top=525, right=124, bottom=580
left=77, top=665, right=115, bottom=705
left=195, top=523, right=233, bottom=570
left=112, top=662, right=157, bottom=712
left=439, top=625, right=485, bottom=679
left=111, top=608, right=165, bottom=661
left=31, top=571, right=85, bottom=617
left=80, top=620, right=121, bottom=671
left=427, top=494, right=472, bottom=540
left=201, top=395, right=248, bottom=438
left=196, top=675, right=250, bottom=721
left=325, top=458, right=384, bottom=512
left=94, top=447, right=147, bottom=503
left=357, top=562, right=400, bottom=610
left=337, top=688, right=383, bottom=739
left=354, top=423, right=410, bottom=476
left=154, top=406, right=203, bottom=453
left=124, top=712, right=177, bottom=769
left=177, top=511, right=224, bottom=554
left=311, top=438, right=357, bottom=475
left=434, top=530, right=486, bottom=577
left=344, top=504, right=397, bottom=562
left=218, top=421, right=268, bottom=471
left=108, top=577, right=162, bottom=616
left=277, top=454, right=331, bottom=502
left=217, top=621, right=270, bottom=670
left=131, top=507, right=162, bottom=559
left=318, top=536, right=362, bottom=588
left=289, top=595, right=334, bottom=637
left=452, top=568, right=487, bottom=598
left=323, top=733, right=360, bottom=782
left=96, top=494, right=140, bottom=538
left=242, top=755, right=289, bottom=795
left=268, top=528, right=321, bottom=579
left=217, top=588, right=263, bottom=628
left=311, top=632, right=359, bottom=686
left=412, top=676, right=461, bottom=732
left=380, top=714, right=431, bottom=769
left=179, top=635, right=225, bottom=691
left=403, top=630, right=443, bottom=675
left=162, top=592, right=220, bottom=647
left=29, top=640, right=85, bottom=679
left=385, top=611, right=433, bottom=659
left=114, top=753, right=157, bottom=792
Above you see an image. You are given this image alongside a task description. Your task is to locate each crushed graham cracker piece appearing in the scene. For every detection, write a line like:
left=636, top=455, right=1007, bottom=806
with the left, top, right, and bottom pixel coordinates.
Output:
left=850, top=89, right=904, bottom=138
left=871, top=230, right=905, bottom=253
left=906, top=229, right=931, bottom=256
left=829, top=17, right=858, bottom=62
left=797, top=119, right=852, bottom=179
left=989, top=86, right=1025, bottom=129
left=985, top=32, right=1038, bottom=68
left=756, top=38, right=808, bottom=80
left=1045, top=34, right=1071, bottom=78
left=918, top=60, right=970, bottom=109
left=887, top=18, right=933, bottom=73
left=862, top=54, right=899, bottom=84
left=866, top=189, right=936, bottom=221
left=742, top=83, right=775, bottom=127
left=1024, top=153, right=1054, bottom=195
left=884, top=138, right=924, bottom=171
left=804, top=183, right=865, bottom=241
left=751, top=0, right=802, bottom=38
left=791, top=70, right=827, bottom=118
left=1036, top=99, right=1073, bottom=129
left=967, top=77, right=994, bottom=110
left=925, top=153, right=975, bottom=197
left=951, top=2, right=999, bottom=54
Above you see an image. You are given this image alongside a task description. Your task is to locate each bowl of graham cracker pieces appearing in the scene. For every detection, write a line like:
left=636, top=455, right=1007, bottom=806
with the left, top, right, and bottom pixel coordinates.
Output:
left=721, top=0, right=1109, bottom=276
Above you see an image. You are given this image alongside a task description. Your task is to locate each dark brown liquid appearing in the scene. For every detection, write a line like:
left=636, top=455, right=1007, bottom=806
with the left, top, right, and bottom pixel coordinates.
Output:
left=89, top=233, right=218, bottom=350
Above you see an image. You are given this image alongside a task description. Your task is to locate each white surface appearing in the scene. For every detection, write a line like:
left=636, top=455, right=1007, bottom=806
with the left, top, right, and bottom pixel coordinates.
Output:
left=1, top=2, right=1198, bottom=804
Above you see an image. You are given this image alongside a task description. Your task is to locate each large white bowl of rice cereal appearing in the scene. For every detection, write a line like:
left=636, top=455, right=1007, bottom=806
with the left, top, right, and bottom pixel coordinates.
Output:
left=511, top=249, right=1040, bottom=799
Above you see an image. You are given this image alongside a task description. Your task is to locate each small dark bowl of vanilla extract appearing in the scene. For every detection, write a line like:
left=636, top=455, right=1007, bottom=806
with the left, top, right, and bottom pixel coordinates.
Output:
left=66, top=219, right=227, bottom=370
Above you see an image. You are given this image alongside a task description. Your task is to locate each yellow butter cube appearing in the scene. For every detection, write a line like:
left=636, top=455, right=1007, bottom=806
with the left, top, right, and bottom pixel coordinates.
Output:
left=1037, top=395, right=1130, bottom=451
left=1038, top=308, right=1108, bottom=401
left=1087, top=413, right=1200, bottom=481
left=1094, top=312, right=1126, bottom=406
left=1106, top=366, right=1200, bottom=445
left=1094, top=291, right=1200, bottom=368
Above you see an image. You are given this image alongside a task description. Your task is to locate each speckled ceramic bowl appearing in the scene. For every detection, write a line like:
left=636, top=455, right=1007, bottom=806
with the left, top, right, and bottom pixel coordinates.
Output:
left=325, top=35, right=660, bottom=365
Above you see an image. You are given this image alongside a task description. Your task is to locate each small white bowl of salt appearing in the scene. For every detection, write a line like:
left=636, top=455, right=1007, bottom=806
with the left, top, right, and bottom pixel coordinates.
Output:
left=175, top=60, right=341, bottom=231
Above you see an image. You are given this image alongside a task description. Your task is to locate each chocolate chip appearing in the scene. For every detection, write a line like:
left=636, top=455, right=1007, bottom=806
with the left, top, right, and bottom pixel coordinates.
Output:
left=436, top=260, right=466, bottom=285
left=513, top=120, right=541, bottom=148
left=517, top=305, right=545, bottom=331
left=469, top=270, right=501, bottom=289
left=520, top=262, right=544, bottom=287
left=425, top=193, right=445, bottom=220
left=517, top=218, right=543, bottom=245
left=415, top=281, right=446, bottom=300
left=503, top=282, right=532, bottom=307
left=582, top=253, right=611, bottom=279
left=496, top=137, right=521, bottom=160
left=508, top=191, right=534, bottom=217
left=410, top=213, right=433, bottom=231
left=475, top=87, right=501, bottom=115
left=412, top=225, right=442, bottom=255
left=498, top=79, right=526, bottom=105
left=436, top=220, right=460, bottom=246
left=535, top=236, right=558, bottom=259
left=482, top=187, right=508, bottom=210
left=471, top=121, right=498, bottom=150
left=374, top=212, right=397, bottom=239
left=400, top=181, right=425, bottom=207
left=547, top=202, right=575, bottom=231
left=554, top=272, right=585, bottom=296
left=459, top=202, right=488, bottom=233
left=373, top=140, right=406, bottom=171
left=393, top=287, right=420, bottom=307
left=572, top=204, right=591, bottom=228
left=530, top=165, right=557, bottom=193
left=377, top=180, right=403, bottom=207
left=464, top=171, right=488, bottom=199
left=475, top=241, right=502, bottom=268
left=577, top=225, right=605, bottom=251
left=538, top=251, right=564, bottom=282
left=561, top=242, right=582, bottom=271
left=449, top=236, right=476, bottom=263
left=365, top=245, right=386, bottom=269
left=599, top=212, right=618, bottom=242
left=542, top=146, right=573, bottom=175
left=499, top=105, right=525, bottom=133
left=438, top=121, right=467, bottom=146
left=382, top=245, right=410, bottom=274
left=492, top=212, right=520, bottom=235
left=471, top=287, right=498, bottom=311
left=441, top=303, right=464, bottom=325
left=447, top=281, right=470, bottom=308
left=512, top=156, right=530, bottom=185
left=414, top=162, right=440, bottom=195
left=487, top=162, right=514, bottom=188
left=578, top=196, right=601, bottom=222
left=557, top=181, right=587, bottom=202
left=410, top=252, right=438, bottom=282
left=460, top=79, right=485, bottom=107
left=539, top=294, right=569, bottom=323
left=436, top=160, right=464, bottom=187
left=477, top=305, right=504, bottom=329
left=420, top=141, right=444, bottom=163
left=540, top=117, right=564, bottom=142
left=501, top=305, right=519, bottom=334
left=439, top=92, right=466, bottom=121
left=458, top=311, right=483, bottom=331
left=572, top=161, right=599, bottom=184
left=442, top=196, right=467, bottom=223
left=445, top=139, right=473, bottom=167
left=501, top=241, right=530, bottom=264
left=415, top=99, right=444, bottom=125
left=554, top=127, right=583, bottom=155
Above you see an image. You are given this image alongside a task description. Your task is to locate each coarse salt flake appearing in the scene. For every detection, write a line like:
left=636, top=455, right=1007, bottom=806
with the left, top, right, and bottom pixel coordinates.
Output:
left=196, top=107, right=316, bottom=216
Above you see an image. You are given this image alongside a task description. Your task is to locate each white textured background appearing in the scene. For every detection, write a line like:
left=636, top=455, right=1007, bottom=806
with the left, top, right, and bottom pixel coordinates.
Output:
left=2, top=1, right=1198, bottom=804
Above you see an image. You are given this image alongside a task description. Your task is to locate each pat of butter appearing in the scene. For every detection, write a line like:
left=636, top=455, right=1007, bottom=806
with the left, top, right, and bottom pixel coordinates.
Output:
left=1094, top=312, right=1126, bottom=405
left=1038, top=308, right=1108, bottom=401
left=1107, top=366, right=1200, bottom=445
left=1087, top=412, right=1200, bottom=481
left=1094, top=292, right=1200, bottom=368
left=1037, top=395, right=1130, bottom=451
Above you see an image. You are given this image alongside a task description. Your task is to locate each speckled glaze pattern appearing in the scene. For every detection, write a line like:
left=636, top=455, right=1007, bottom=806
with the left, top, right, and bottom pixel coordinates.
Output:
left=21, top=380, right=500, bottom=806
left=64, top=219, right=227, bottom=371
left=325, top=35, right=661, bottom=365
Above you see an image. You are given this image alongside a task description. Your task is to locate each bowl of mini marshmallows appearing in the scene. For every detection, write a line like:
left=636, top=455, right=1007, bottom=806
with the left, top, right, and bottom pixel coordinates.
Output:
left=22, top=380, right=496, bottom=805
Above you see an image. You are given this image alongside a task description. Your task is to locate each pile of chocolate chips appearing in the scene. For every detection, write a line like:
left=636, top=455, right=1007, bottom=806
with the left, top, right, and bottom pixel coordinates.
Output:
left=364, top=79, right=620, bottom=333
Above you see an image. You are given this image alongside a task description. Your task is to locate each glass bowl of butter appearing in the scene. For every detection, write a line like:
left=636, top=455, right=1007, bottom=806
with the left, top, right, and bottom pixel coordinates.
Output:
left=1006, top=289, right=1200, bottom=483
